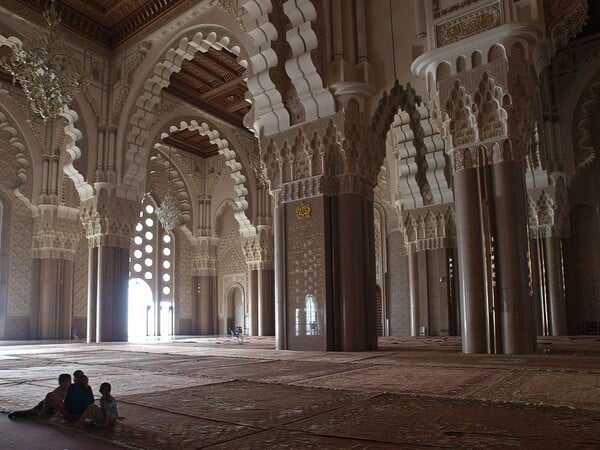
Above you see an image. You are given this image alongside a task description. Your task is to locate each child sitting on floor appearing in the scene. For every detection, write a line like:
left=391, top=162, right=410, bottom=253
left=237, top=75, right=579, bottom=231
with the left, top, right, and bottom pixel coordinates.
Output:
left=74, top=382, right=119, bottom=427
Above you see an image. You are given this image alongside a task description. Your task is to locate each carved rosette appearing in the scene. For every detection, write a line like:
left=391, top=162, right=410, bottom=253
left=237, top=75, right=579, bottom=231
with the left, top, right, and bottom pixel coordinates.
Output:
left=32, top=208, right=83, bottom=260
left=80, top=192, right=139, bottom=248
left=402, top=204, right=456, bottom=253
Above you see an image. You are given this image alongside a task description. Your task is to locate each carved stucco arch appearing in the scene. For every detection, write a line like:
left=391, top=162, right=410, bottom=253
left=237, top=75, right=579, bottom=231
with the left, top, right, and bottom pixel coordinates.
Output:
left=214, top=198, right=238, bottom=238
left=160, top=120, right=255, bottom=237
left=0, top=34, right=93, bottom=204
left=151, top=143, right=193, bottom=228
left=0, top=106, right=32, bottom=205
left=118, top=29, right=250, bottom=202
left=280, top=0, right=334, bottom=124
left=241, top=0, right=290, bottom=136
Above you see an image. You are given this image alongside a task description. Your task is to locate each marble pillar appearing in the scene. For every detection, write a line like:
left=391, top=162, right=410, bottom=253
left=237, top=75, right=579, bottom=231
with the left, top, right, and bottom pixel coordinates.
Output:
left=88, top=245, right=129, bottom=342
left=544, top=236, right=567, bottom=335
left=193, top=275, right=217, bottom=335
left=529, top=238, right=544, bottom=336
left=492, top=161, right=536, bottom=354
left=247, top=269, right=259, bottom=336
left=274, top=206, right=286, bottom=350
left=454, top=167, right=487, bottom=353
left=408, top=251, right=420, bottom=337
left=258, top=269, right=275, bottom=336
left=333, top=193, right=378, bottom=351
left=34, top=258, right=74, bottom=339
left=87, top=247, right=97, bottom=343
left=275, top=193, right=377, bottom=352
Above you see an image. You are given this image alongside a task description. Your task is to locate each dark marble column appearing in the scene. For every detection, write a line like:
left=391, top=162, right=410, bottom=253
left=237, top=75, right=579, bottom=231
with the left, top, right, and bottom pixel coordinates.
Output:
left=454, top=167, right=488, bottom=353
left=492, top=161, right=536, bottom=354
left=247, top=269, right=259, bottom=336
left=87, top=247, right=97, bottom=343
left=36, top=258, right=74, bottom=339
left=529, top=238, right=544, bottom=336
left=274, top=206, right=286, bottom=350
left=544, top=236, right=567, bottom=335
left=408, top=251, right=420, bottom=337
left=258, top=269, right=275, bottom=336
left=90, top=245, right=129, bottom=342
left=334, top=193, right=378, bottom=351
left=193, top=275, right=217, bottom=335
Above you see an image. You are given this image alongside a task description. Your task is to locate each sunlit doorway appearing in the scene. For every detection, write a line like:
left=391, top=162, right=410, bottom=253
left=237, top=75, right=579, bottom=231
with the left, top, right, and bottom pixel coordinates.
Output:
left=128, top=278, right=154, bottom=339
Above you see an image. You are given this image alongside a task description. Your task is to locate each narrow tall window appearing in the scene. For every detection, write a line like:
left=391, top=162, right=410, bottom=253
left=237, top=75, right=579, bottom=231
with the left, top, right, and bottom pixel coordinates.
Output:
left=129, top=197, right=175, bottom=338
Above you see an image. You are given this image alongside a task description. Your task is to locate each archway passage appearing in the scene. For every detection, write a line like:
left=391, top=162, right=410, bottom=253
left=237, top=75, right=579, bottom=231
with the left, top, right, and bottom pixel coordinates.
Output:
left=128, top=278, right=153, bottom=339
left=164, top=47, right=250, bottom=128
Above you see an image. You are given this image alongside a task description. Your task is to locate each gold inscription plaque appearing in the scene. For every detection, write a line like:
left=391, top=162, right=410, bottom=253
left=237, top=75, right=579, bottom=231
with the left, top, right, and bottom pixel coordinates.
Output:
left=295, top=201, right=312, bottom=220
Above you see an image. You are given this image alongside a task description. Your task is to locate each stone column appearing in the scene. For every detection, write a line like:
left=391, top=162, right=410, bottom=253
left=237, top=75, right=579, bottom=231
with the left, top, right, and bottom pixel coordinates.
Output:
left=492, top=161, right=535, bottom=354
left=529, top=238, right=544, bottom=336
left=92, top=245, right=129, bottom=342
left=193, top=275, right=217, bottom=335
left=544, top=236, right=567, bottom=335
left=247, top=269, right=259, bottom=335
left=274, top=205, right=286, bottom=350
left=31, top=211, right=81, bottom=340
left=454, top=167, right=487, bottom=353
left=258, top=269, right=275, bottom=336
left=87, top=247, right=97, bottom=343
left=335, top=193, right=378, bottom=351
left=81, top=194, right=137, bottom=343
left=35, top=258, right=74, bottom=339
left=408, top=251, right=420, bottom=337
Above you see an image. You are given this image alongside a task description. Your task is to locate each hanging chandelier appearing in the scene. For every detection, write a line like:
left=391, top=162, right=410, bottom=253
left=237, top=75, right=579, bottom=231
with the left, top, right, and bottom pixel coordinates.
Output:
left=156, top=149, right=182, bottom=234
left=0, top=0, right=85, bottom=121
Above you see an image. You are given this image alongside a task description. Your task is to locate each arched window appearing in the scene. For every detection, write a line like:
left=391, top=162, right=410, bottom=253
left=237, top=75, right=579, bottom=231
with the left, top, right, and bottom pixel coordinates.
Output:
left=305, top=294, right=318, bottom=335
left=129, top=197, right=175, bottom=338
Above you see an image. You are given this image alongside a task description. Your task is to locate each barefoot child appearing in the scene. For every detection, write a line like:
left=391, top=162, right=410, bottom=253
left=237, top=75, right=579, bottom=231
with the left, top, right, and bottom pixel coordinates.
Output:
left=74, top=382, right=119, bottom=427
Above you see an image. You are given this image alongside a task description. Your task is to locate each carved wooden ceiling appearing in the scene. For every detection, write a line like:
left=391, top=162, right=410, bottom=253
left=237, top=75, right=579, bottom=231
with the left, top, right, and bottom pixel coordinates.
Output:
left=162, top=129, right=220, bottom=159
left=14, top=0, right=194, bottom=48
left=165, top=47, right=251, bottom=129
left=4, top=1, right=252, bottom=154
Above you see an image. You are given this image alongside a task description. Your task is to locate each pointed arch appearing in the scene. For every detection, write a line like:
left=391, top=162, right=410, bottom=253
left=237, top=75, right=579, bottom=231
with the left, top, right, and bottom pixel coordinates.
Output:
left=160, top=120, right=255, bottom=236
left=119, top=30, right=250, bottom=202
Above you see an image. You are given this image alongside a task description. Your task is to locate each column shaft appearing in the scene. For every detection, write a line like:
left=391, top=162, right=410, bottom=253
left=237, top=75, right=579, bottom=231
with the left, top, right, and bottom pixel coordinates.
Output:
left=248, top=269, right=259, bottom=336
left=87, top=247, right=97, bottom=343
left=408, top=251, right=420, bottom=337
left=95, top=246, right=129, bottom=342
left=258, top=269, right=275, bottom=336
left=454, top=167, right=487, bottom=353
left=335, top=194, right=377, bottom=351
left=544, top=236, right=567, bottom=335
left=274, top=206, right=286, bottom=350
left=195, top=275, right=216, bottom=335
left=492, top=161, right=536, bottom=354
left=529, top=238, right=544, bottom=336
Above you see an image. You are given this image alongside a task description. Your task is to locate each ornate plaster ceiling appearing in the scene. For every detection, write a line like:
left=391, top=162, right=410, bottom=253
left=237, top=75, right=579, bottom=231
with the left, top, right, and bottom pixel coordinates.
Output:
left=15, top=0, right=194, bottom=48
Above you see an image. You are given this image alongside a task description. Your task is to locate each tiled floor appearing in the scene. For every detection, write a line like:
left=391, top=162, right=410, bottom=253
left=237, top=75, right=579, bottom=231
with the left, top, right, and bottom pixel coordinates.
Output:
left=0, top=336, right=599, bottom=449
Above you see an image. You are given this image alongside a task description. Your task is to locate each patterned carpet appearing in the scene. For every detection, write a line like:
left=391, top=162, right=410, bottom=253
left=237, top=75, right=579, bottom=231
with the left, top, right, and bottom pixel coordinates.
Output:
left=0, top=336, right=599, bottom=449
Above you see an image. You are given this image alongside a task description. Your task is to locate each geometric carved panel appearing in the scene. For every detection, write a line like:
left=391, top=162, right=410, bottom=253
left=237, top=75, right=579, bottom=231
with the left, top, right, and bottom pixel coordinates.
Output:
left=7, top=198, right=32, bottom=315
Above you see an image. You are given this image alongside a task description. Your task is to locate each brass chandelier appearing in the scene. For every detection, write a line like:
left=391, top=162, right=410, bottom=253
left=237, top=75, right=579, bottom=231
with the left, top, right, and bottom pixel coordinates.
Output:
left=156, top=147, right=182, bottom=234
left=0, top=0, right=85, bottom=121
